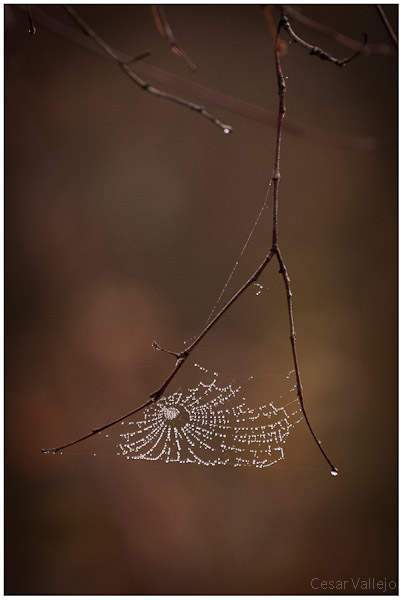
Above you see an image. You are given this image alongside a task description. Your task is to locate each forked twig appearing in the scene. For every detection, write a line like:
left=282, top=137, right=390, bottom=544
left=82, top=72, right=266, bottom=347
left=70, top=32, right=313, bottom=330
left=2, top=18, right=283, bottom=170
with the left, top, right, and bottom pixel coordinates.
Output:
left=282, top=5, right=393, bottom=57
left=63, top=5, right=232, bottom=134
left=270, top=19, right=337, bottom=474
left=280, top=10, right=366, bottom=67
left=42, top=15, right=339, bottom=474
left=42, top=250, right=276, bottom=454
left=261, top=5, right=288, bottom=56
left=375, top=5, right=398, bottom=49
left=151, top=5, right=197, bottom=71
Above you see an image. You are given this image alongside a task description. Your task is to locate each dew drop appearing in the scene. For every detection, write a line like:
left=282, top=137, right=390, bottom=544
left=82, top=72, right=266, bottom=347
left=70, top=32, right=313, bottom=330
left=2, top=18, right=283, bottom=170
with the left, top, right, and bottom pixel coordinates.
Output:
left=223, top=127, right=231, bottom=134
left=331, top=469, right=338, bottom=477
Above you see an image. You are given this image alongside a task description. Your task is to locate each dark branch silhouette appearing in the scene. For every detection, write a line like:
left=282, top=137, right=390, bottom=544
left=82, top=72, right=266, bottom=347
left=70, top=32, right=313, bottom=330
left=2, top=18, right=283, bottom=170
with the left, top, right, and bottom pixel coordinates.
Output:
left=151, top=5, right=197, bottom=71
left=279, top=10, right=366, bottom=67
left=375, top=5, right=398, bottom=48
left=63, top=5, right=232, bottom=134
left=282, top=5, right=393, bottom=56
left=42, top=14, right=339, bottom=475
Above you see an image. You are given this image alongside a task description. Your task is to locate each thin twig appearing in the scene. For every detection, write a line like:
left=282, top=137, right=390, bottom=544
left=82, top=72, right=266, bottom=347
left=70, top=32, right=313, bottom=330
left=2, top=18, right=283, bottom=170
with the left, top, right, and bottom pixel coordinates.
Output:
left=63, top=5, right=232, bottom=134
left=280, top=10, right=364, bottom=67
left=27, top=5, right=36, bottom=35
left=13, top=5, right=390, bottom=151
left=282, top=5, right=393, bottom=57
left=375, top=5, right=398, bottom=49
left=342, top=32, right=369, bottom=66
left=42, top=248, right=276, bottom=454
left=151, top=5, right=197, bottom=71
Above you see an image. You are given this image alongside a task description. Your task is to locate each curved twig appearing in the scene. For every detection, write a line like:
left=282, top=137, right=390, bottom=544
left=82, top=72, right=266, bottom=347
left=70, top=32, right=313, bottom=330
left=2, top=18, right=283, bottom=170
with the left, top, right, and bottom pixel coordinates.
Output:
left=280, top=10, right=365, bottom=67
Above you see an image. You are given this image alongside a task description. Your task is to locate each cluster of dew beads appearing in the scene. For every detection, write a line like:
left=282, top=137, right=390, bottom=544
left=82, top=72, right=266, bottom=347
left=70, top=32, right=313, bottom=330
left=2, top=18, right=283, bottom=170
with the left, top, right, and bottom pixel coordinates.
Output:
left=117, top=364, right=303, bottom=468
left=254, top=283, right=264, bottom=296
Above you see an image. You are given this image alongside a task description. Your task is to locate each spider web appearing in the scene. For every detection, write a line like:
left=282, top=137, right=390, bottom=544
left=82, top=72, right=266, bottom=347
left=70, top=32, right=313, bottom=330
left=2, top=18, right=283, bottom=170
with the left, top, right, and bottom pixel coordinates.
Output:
left=118, top=184, right=302, bottom=468
left=117, top=365, right=303, bottom=467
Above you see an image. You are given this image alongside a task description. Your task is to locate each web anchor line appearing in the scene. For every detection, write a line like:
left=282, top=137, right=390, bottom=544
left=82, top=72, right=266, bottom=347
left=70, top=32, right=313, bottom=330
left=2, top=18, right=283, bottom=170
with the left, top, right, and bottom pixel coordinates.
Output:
left=205, top=181, right=272, bottom=328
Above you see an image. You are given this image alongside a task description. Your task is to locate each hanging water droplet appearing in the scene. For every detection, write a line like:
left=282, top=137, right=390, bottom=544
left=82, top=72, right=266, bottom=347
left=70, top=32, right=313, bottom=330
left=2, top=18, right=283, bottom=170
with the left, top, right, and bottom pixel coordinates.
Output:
left=223, top=127, right=231, bottom=134
left=331, top=469, right=338, bottom=477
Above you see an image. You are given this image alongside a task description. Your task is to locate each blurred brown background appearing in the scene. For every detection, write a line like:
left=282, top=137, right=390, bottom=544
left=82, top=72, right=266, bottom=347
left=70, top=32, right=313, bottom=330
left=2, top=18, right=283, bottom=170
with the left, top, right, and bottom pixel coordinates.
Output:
left=5, top=4, right=397, bottom=595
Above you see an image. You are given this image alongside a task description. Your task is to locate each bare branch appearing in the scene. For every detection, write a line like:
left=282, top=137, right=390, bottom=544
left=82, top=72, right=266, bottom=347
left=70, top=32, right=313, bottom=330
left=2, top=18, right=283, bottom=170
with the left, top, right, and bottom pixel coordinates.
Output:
left=375, top=5, right=398, bottom=49
left=283, top=5, right=393, bottom=57
left=275, top=247, right=338, bottom=476
left=270, top=19, right=337, bottom=475
left=63, top=5, right=232, bottom=134
left=13, top=5, right=389, bottom=151
left=151, top=5, right=197, bottom=71
left=280, top=10, right=365, bottom=67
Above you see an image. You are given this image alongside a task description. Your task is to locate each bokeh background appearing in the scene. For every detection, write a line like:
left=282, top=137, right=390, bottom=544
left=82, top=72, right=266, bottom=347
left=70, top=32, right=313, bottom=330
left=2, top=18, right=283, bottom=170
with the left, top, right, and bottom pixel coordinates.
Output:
left=5, top=4, right=397, bottom=595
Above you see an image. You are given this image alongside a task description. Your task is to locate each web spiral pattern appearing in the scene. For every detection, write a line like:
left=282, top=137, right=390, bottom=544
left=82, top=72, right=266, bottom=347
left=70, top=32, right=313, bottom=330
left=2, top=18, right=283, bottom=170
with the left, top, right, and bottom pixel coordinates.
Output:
left=118, top=368, right=302, bottom=468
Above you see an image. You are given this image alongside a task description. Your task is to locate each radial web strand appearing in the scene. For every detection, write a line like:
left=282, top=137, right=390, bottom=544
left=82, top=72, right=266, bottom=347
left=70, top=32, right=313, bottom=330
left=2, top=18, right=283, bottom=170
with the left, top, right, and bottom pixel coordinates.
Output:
left=117, top=364, right=302, bottom=468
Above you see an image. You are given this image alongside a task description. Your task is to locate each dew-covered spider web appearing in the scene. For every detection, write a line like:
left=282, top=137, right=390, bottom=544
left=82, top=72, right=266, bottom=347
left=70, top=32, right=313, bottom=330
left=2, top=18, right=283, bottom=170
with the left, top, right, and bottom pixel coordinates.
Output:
left=117, top=364, right=303, bottom=467
left=117, top=182, right=302, bottom=468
